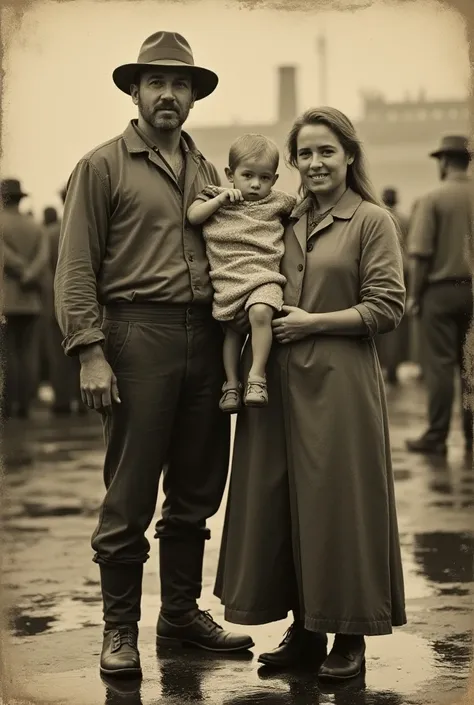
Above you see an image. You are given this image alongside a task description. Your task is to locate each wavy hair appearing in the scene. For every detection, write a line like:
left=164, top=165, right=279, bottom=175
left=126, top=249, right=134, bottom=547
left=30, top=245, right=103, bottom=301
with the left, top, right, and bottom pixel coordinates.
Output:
left=286, top=107, right=383, bottom=207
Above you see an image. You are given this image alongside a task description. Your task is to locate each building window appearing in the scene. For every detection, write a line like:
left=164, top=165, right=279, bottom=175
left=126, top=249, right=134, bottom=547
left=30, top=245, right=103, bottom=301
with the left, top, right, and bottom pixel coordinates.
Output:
left=448, top=108, right=459, bottom=119
left=432, top=109, right=444, bottom=120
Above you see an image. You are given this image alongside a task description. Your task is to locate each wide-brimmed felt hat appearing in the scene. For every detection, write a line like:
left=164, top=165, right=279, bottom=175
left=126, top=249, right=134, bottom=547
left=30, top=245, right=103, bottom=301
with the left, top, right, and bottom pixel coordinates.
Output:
left=0, top=178, right=28, bottom=199
left=430, top=135, right=472, bottom=159
left=113, top=31, right=218, bottom=100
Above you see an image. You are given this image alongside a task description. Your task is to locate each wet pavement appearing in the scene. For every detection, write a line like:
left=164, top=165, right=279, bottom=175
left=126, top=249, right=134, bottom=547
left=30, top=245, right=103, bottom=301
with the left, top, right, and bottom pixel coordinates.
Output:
left=1, top=365, right=473, bottom=705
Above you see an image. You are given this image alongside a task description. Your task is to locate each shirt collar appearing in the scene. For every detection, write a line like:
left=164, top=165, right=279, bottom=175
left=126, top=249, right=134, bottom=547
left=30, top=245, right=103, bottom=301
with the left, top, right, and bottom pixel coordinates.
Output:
left=122, top=120, right=204, bottom=160
left=290, top=187, right=363, bottom=221
left=446, top=172, right=470, bottom=182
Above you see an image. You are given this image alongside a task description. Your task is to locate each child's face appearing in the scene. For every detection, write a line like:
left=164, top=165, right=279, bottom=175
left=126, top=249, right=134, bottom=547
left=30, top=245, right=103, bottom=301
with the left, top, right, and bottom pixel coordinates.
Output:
left=225, top=158, right=278, bottom=201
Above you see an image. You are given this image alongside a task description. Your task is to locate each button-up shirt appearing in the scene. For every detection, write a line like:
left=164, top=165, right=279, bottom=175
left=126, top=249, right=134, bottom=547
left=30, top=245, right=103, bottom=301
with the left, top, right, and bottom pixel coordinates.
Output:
left=407, top=173, right=473, bottom=283
left=54, top=120, right=221, bottom=356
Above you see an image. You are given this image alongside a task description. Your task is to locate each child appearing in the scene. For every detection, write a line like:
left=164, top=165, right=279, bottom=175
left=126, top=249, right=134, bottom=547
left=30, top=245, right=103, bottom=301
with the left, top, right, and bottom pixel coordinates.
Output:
left=187, top=133, right=296, bottom=413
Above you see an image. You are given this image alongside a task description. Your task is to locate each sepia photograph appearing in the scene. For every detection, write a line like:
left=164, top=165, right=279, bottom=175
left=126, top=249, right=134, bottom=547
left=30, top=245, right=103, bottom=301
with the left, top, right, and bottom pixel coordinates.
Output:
left=0, top=0, right=473, bottom=703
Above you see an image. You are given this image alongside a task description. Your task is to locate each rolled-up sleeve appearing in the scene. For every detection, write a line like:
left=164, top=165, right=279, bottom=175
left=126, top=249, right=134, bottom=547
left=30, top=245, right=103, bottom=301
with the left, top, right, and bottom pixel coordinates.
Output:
left=352, top=209, right=406, bottom=336
left=407, top=195, right=436, bottom=258
left=54, top=158, right=109, bottom=356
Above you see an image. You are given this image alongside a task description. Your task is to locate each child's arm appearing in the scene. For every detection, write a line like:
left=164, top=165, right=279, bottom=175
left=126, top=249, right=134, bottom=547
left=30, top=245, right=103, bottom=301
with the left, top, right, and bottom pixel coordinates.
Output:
left=187, top=188, right=244, bottom=226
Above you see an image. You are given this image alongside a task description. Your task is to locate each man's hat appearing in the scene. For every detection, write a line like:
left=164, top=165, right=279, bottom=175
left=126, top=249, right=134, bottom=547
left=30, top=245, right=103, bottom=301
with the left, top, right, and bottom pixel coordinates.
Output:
left=0, top=178, right=28, bottom=199
left=430, top=135, right=472, bottom=159
left=112, top=31, right=218, bottom=100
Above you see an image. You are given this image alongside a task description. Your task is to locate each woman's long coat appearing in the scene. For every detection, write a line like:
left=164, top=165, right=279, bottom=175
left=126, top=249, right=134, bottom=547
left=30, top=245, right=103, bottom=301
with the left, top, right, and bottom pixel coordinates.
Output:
left=214, top=188, right=408, bottom=636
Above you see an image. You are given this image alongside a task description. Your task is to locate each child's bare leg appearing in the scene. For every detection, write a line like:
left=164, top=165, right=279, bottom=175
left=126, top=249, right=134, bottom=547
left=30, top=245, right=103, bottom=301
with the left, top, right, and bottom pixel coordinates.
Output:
left=244, top=304, right=274, bottom=408
left=248, top=304, right=274, bottom=379
left=223, top=325, right=243, bottom=386
left=219, top=324, right=244, bottom=413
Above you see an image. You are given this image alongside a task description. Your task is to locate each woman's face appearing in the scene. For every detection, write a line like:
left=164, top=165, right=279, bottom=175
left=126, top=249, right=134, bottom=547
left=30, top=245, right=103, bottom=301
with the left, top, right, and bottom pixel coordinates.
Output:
left=296, top=123, right=354, bottom=200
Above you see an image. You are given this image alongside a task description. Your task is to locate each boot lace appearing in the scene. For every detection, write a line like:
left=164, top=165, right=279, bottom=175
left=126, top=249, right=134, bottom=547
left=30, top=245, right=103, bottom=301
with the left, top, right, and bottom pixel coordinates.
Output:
left=197, top=610, right=223, bottom=635
left=111, top=626, right=137, bottom=650
left=279, top=622, right=297, bottom=646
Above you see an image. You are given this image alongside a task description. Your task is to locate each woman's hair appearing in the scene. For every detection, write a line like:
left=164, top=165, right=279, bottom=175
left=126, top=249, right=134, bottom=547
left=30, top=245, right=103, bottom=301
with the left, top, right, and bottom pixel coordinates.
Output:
left=286, top=107, right=383, bottom=206
left=228, top=133, right=280, bottom=173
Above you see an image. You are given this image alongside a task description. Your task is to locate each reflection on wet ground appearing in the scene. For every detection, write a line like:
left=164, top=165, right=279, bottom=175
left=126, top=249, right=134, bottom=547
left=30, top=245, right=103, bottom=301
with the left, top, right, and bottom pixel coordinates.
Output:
left=2, top=369, right=473, bottom=704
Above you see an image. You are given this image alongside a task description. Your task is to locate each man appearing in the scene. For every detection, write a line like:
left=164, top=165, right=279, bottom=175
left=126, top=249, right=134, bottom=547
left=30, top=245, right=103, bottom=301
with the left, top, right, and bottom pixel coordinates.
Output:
left=37, top=207, right=58, bottom=391
left=54, top=31, right=253, bottom=679
left=405, top=135, right=473, bottom=456
left=45, top=187, right=86, bottom=415
left=1, top=178, right=49, bottom=418
left=376, top=187, right=410, bottom=384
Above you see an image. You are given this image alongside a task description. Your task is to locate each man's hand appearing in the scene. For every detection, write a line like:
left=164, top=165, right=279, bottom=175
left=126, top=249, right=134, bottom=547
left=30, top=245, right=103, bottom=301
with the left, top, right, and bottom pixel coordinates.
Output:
left=227, top=308, right=250, bottom=334
left=405, top=296, right=421, bottom=317
left=218, top=188, right=244, bottom=205
left=79, top=344, right=120, bottom=415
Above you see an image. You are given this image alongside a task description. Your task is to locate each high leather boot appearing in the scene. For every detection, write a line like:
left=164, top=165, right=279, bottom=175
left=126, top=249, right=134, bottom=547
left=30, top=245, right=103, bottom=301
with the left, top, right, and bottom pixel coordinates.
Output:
left=156, top=537, right=254, bottom=652
left=98, top=562, right=143, bottom=677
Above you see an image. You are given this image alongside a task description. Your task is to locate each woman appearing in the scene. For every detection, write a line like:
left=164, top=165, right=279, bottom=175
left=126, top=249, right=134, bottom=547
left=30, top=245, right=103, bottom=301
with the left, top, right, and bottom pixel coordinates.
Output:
left=214, top=107, right=407, bottom=682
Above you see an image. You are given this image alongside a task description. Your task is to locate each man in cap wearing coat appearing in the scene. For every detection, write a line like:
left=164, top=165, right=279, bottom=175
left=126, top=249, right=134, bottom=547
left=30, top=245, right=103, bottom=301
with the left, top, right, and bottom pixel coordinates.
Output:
left=54, top=31, right=253, bottom=678
left=1, top=178, right=49, bottom=418
left=405, top=135, right=473, bottom=456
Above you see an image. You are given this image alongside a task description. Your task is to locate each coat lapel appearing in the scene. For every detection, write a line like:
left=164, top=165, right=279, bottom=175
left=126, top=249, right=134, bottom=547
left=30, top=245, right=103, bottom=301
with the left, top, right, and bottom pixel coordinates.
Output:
left=289, top=188, right=363, bottom=254
left=293, top=213, right=308, bottom=255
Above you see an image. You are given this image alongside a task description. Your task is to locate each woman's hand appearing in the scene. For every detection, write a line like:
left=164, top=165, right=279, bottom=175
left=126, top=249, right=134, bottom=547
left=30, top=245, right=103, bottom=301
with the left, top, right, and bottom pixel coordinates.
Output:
left=272, top=306, right=315, bottom=344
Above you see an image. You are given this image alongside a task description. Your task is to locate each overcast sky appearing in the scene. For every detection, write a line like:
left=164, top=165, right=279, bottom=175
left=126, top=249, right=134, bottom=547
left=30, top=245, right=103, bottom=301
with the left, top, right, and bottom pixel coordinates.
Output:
left=1, top=0, right=469, bottom=213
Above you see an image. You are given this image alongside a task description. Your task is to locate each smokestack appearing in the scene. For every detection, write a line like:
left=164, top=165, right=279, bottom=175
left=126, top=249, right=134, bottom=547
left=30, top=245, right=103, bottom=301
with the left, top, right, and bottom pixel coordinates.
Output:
left=277, top=66, right=297, bottom=123
left=317, top=34, right=327, bottom=105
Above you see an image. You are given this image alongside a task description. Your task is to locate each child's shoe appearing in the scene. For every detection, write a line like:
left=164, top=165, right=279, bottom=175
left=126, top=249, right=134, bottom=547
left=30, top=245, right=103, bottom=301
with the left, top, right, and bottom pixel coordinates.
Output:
left=219, top=382, right=242, bottom=413
left=244, top=377, right=268, bottom=407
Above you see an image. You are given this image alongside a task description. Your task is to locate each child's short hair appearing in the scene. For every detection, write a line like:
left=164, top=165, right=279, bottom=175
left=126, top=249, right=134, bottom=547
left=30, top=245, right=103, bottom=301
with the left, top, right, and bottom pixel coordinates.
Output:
left=228, top=134, right=280, bottom=173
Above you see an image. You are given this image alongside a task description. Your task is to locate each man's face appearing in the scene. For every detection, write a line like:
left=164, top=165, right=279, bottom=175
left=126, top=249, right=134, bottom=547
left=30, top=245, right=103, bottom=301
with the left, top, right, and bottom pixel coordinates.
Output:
left=438, top=155, right=448, bottom=181
left=131, top=68, right=195, bottom=131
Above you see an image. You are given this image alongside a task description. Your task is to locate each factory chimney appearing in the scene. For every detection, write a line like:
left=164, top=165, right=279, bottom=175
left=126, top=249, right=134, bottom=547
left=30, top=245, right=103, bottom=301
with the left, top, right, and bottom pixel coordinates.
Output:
left=277, top=66, right=297, bottom=123
left=316, top=34, right=327, bottom=105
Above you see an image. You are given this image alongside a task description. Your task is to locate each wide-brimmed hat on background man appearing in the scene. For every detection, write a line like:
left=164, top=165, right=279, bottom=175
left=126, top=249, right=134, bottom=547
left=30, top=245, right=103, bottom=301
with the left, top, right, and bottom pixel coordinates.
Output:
left=0, top=178, right=28, bottom=200
left=112, top=31, right=218, bottom=100
left=430, top=135, right=472, bottom=159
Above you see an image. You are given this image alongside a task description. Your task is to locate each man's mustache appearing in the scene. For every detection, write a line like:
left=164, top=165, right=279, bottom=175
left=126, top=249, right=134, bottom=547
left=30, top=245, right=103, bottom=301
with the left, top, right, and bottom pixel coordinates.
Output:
left=155, top=103, right=179, bottom=112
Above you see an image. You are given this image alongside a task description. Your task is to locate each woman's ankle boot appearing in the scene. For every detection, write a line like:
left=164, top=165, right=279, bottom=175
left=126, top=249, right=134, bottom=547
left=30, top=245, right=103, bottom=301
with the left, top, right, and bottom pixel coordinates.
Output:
left=318, top=634, right=366, bottom=681
left=258, top=621, right=327, bottom=668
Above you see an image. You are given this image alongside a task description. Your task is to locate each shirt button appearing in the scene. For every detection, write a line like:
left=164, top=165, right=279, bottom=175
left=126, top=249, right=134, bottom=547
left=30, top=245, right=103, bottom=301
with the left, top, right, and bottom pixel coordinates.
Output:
left=297, top=264, right=304, bottom=272
left=307, top=242, right=314, bottom=253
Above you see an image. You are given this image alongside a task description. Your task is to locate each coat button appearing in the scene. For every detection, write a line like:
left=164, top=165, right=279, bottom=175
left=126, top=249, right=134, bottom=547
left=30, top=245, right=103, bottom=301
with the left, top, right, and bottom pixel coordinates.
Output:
left=307, top=242, right=314, bottom=252
left=297, top=264, right=304, bottom=272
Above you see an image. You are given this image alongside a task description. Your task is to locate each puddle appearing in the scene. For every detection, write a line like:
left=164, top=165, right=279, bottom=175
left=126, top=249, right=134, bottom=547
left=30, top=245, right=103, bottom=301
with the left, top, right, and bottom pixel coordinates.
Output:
left=393, top=468, right=411, bottom=482
left=9, top=609, right=58, bottom=637
left=20, top=502, right=84, bottom=518
left=413, top=532, right=474, bottom=584
left=437, top=586, right=470, bottom=597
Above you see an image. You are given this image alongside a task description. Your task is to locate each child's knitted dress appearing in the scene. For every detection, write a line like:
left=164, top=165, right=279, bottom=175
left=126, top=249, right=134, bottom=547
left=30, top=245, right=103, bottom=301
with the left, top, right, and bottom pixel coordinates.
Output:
left=194, top=185, right=297, bottom=321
